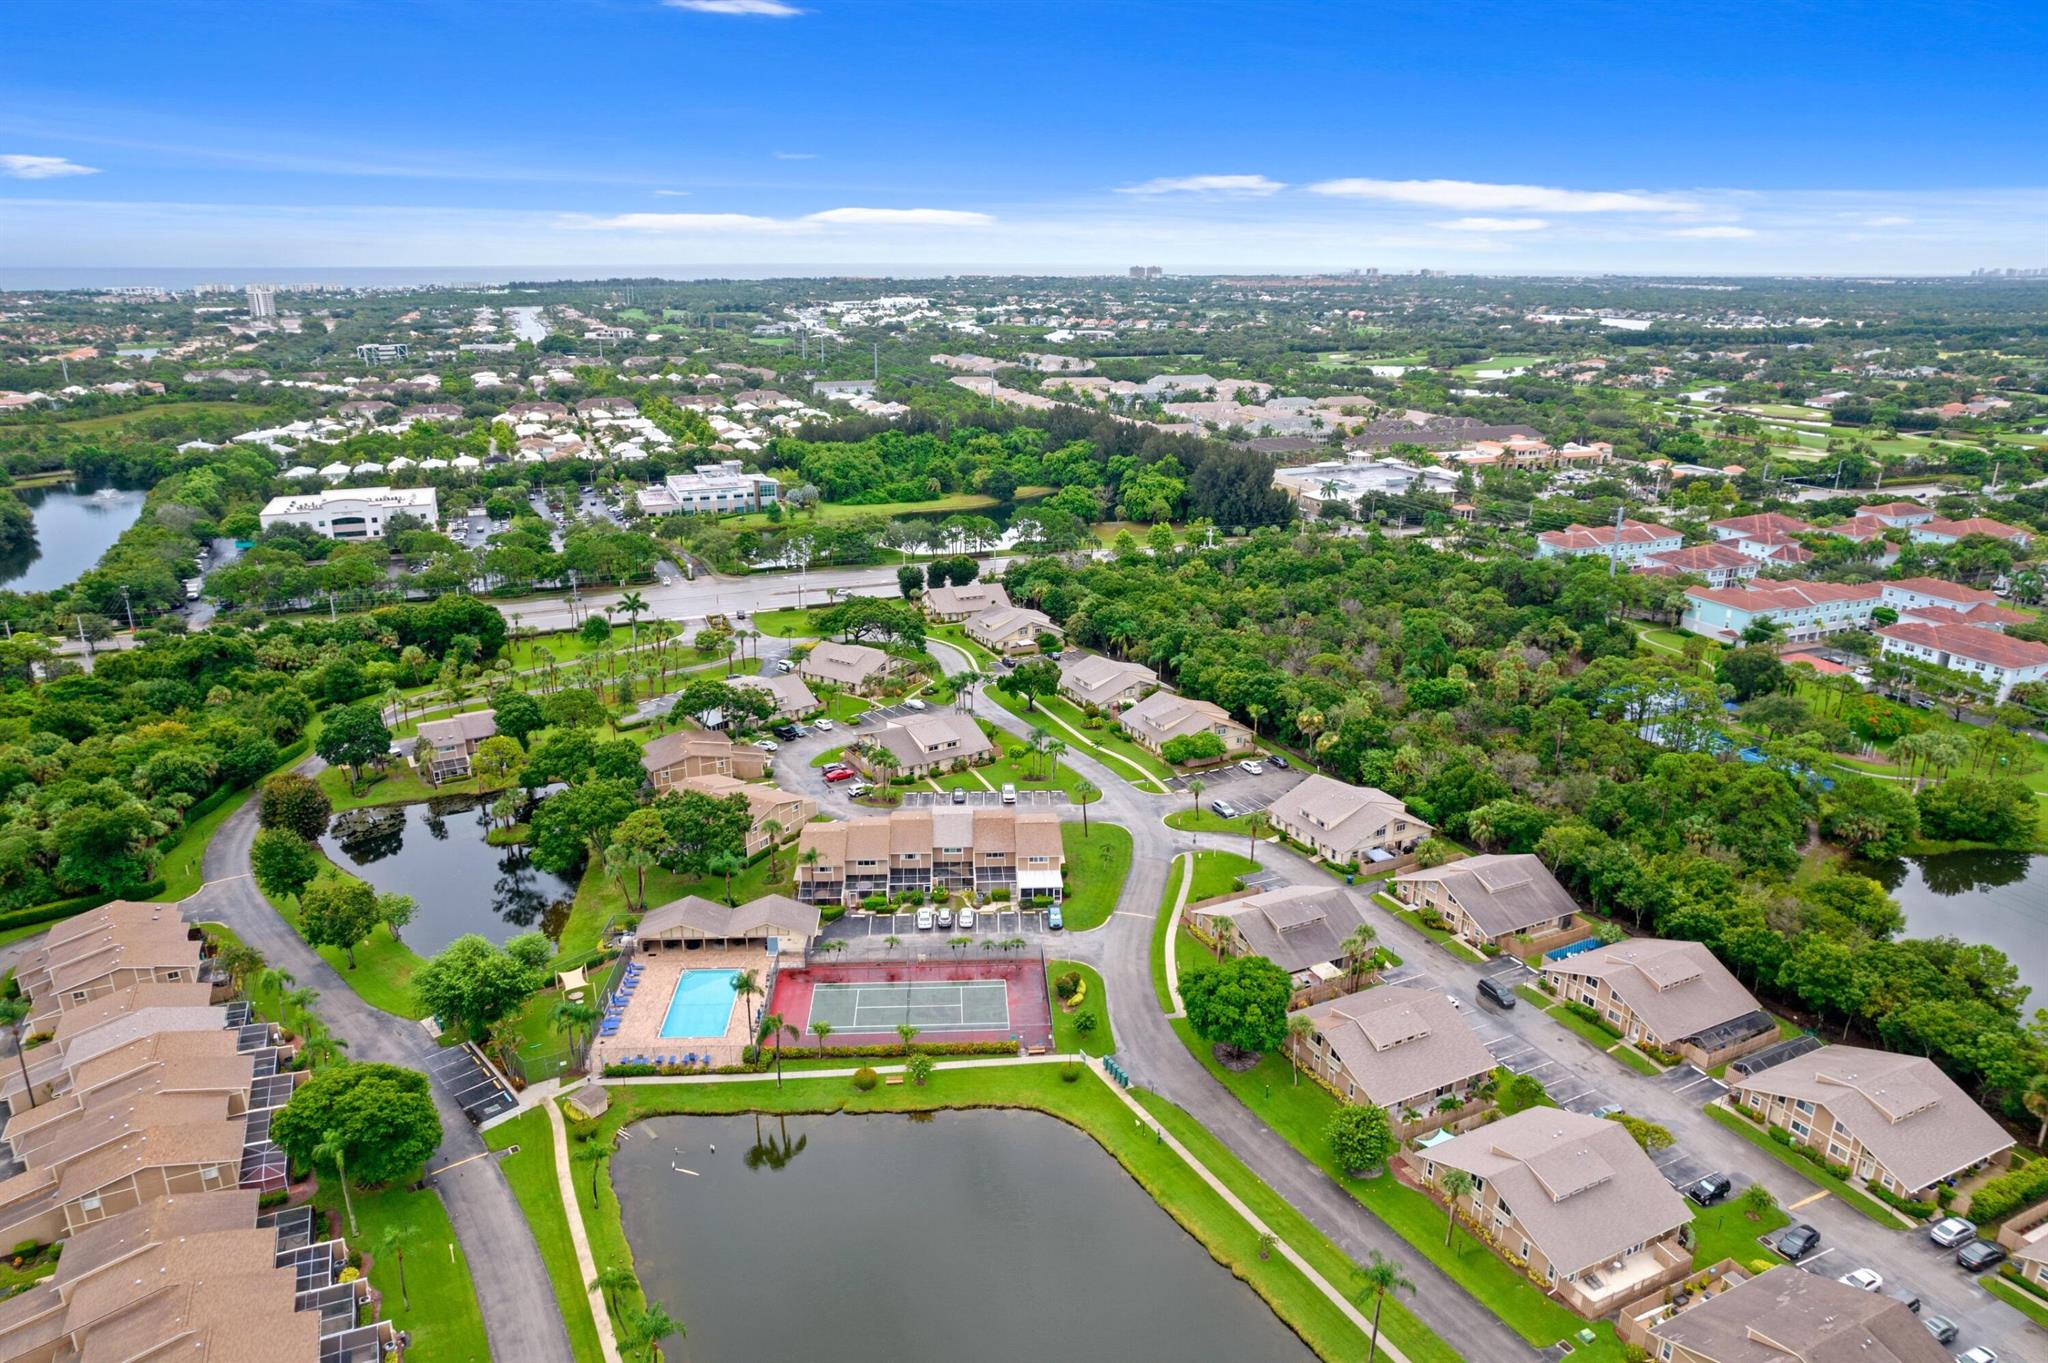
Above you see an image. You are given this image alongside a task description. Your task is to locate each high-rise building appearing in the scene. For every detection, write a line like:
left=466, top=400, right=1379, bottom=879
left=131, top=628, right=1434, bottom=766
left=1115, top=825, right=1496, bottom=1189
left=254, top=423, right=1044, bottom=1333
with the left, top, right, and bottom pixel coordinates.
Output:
left=246, top=284, right=276, bottom=318
left=1128, top=265, right=1162, bottom=279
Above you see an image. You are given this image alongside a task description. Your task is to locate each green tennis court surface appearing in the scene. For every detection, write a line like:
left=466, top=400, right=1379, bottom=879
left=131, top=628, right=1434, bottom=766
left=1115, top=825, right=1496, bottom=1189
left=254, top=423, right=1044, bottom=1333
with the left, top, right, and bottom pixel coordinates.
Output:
left=804, top=980, right=1012, bottom=1033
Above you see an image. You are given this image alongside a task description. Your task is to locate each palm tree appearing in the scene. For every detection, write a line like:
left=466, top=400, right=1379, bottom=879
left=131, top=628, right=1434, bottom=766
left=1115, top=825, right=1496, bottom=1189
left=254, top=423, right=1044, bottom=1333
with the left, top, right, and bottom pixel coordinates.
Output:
left=731, top=969, right=762, bottom=1031
left=1074, top=778, right=1097, bottom=835
left=0, top=999, right=34, bottom=1108
left=883, top=934, right=902, bottom=953
left=572, top=1140, right=611, bottom=1210
left=255, top=965, right=296, bottom=1019
left=798, top=846, right=821, bottom=892
left=628, top=1301, right=682, bottom=1362
left=1437, top=1169, right=1475, bottom=1247
left=283, top=986, right=319, bottom=1038
left=1044, top=735, right=1068, bottom=786
left=1246, top=809, right=1268, bottom=862
left=1285, top=1013, right=1315, bottom=1086
left=1340, top=924, right=1379, bottom=991
left=617, top=590, right=648, bottom=644
left=810, top=1019, right=834, bottom=1054
left=708, top=850, right=745, bottom=905
left=761, top=819, right=785, bottom=878
left=551, top=996, right=599, bottom=1052
left=590, top=1266, right=637, bottom=1318
left=377, top=1223, right=417, bottom=1312
left=315, top=1129, right=358, bottom=1237
left=1186, top=777, right=1205, bottom=821
left=1355, top=1251, right=1415, bottom=1363
left=758, top=1012, right=800, bottom=1088
left=896, top=1022, right=921, bottom=1055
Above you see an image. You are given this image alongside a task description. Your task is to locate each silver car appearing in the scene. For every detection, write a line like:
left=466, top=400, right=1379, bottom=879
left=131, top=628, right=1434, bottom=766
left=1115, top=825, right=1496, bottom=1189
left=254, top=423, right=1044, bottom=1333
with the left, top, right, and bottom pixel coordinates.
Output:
left=1928, top=1217, right=1975, bottom=1248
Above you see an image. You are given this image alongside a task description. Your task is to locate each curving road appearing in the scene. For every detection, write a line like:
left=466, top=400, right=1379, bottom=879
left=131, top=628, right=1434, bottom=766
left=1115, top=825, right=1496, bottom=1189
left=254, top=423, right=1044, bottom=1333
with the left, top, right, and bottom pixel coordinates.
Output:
left=186, top=761, right=574, bottom=1363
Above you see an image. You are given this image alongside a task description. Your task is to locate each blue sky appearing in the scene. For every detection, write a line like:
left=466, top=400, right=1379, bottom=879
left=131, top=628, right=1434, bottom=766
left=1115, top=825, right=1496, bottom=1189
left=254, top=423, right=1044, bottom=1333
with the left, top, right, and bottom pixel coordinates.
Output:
left=5, top=0, right=2047, bottom=275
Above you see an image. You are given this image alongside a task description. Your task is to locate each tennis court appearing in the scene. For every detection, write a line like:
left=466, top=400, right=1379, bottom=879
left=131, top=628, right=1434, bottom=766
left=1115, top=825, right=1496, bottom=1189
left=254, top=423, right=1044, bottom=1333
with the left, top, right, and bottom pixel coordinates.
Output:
left=805, top=979, right=1011, bottom=1034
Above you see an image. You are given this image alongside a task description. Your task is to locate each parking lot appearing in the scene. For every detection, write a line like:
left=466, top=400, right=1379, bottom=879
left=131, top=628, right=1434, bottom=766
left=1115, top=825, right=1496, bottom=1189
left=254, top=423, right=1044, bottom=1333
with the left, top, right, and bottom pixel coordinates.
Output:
left=820, top=904, right=1055, bottom=942
left=1166, top=761, right=1300, bottom=817
left=900, top=788, right=1069, bottom=808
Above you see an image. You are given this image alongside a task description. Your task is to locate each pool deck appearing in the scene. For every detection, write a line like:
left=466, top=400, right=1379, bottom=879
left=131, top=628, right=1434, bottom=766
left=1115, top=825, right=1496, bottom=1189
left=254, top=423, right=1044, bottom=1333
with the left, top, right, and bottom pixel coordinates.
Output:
left=595, top=945, right=775, bottom=1071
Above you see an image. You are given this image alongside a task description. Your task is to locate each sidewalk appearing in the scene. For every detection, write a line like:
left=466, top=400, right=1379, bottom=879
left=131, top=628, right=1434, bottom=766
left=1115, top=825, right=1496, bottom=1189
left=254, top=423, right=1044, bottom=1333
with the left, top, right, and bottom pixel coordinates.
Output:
left=545, top=1095, right=622, bottom=1363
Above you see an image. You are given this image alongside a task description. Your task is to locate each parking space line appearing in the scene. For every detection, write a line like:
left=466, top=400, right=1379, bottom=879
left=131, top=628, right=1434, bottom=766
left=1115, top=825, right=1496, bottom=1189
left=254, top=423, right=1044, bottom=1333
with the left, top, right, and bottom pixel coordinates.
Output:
left=1787, top=1190, right=1830, bottom=1211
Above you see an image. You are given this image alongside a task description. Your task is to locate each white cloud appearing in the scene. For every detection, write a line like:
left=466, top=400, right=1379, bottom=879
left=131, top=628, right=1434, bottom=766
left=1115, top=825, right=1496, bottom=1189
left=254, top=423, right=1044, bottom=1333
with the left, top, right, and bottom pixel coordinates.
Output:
left=1, top=154, right=99, bottom=180
left=773, top=151, right=819, bottom=161
left=563, top=211, right=790, bottom=232
left=663, top=0, right=807, bottom=15
left=1669, top=224, right=1757, bottom=239
left=1308, top=177, right=1695, bottom=214
left=1117, top=174, right=1285, bottom=197
left=1862, top=214, right=1912, bottom=227
left=652, top=189, right=690, bottom=198
left=1440, top=216, right=1549, bottom=232
left=803, top=207, right=993, bottom=226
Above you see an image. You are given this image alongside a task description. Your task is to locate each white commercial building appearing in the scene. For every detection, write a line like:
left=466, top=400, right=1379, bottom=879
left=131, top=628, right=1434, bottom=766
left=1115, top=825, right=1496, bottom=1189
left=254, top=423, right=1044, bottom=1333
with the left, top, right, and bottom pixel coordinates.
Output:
left=246, top=285, right=276, bottom=319
left=635, top=461, right=780, bottom=515
left=354, top=343, right=410, bottom=364
left=259, top=486, right=439, bottom=540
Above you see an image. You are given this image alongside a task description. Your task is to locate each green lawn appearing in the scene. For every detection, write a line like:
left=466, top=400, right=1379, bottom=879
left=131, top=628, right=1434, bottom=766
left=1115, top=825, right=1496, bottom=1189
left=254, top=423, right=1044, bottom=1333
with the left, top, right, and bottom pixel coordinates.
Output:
left=1049, top=960, right=1114, bottom=1055
left=725, top=492, right=1003, bottom=529
left=1020, top=692, right=1176, bottom=787
left=1152, top=855, right=1190, bottom=1011
left=749, top=608, right=818, bottom=638
left=1703, top=1104, right=1904, bottom=1226
left=1187, top=849, right=1261, bottom=903
left=929, top=743, right=1101, bottom=803
left=1165, top=1018, right=1622, bottom=1358
left=820, top=691, right=872, bottom=723
left=1056, top=822, right=1132, bottom=930
left=317, top=761, right=482, bottom=812
left=1165, top=805, right=1255, bottom=835
left=1687, top=1198, right=1789, bottom=1273
left=49, top=399, right=260, bottom=433
left=566, top=1063, right=1445, bottom=1363
left=482, top=1111, right=605, bottom=1363
left=264, top=871, right=428, bottom=1019
left=1983, top=1274, right=2048, bottom=1330
left=312, top=1172, right=488, bottom=1363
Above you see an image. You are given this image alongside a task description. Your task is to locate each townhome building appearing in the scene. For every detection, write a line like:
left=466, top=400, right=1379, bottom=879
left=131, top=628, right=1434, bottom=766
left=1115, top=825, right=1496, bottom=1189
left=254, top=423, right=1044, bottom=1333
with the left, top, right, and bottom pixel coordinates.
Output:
left=1621, top=1265, right=1946, bottom=1363
left=414, top=709, right=497, bottom=781
left=1850, top=501, right=1933, bottom=528
left=1879, top=576, right=2001, bottom=614
left=966, top=604, right=1059, bottom=655
left=1633, top=541, right=1759, bottom=588
left=1288, top=986, right=1496, bottom=1129
left=1189, top=884, right=1377, bottom=987
left=794, top=809, right=1065, bottom=905
left=18, top=904, right=209, bottom=1025
left=1406, top=1108, right=1694, bottom=1317
left=730, top=670, right=819, bottom=718
left=1708, top=512, right=1814, bottom=545
left=1727, top=1047, right=2013, bottom=1201
left=668, top=773, right=815, bottom=856
left=1266, top=774, right=1430, bottom=868
left=921, top=581, right=1010, bottom=622
left=1908, top=515, right=2033, bottom=549
left=1534, top=519, right=1683, bottom=563
left=1679, top=581, right=1880, bottom=643
left=1541, top=938, right=1776, bottom=1068
left=639, top=730, right=770, bottom=794
left=862, top=713, right=995, bottom=777
left=1392, top=855, right=1580, bottom=954
left=1876, top=619, right=2048, bottom=701
left=1057, top=654, right=1159, bottom=710
left=796, top=640, right=897, bottom=695
left=1120, top=691, right=1253, bottom=759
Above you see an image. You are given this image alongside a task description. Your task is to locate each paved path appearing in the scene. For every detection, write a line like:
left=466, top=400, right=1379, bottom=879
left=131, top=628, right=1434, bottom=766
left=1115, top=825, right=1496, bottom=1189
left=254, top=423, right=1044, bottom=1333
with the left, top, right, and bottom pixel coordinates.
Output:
left=185, top=763, right=574, bottom=1363
left=546, top=1097, right=622, bottom=1363
left=1161, top=852, right=1190, bottom=1016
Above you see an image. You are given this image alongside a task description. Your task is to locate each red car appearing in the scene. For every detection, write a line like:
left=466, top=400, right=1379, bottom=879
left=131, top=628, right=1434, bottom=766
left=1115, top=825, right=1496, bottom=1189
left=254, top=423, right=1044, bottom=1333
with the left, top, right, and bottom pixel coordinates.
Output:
left=824, top=767, right=856, bottom=782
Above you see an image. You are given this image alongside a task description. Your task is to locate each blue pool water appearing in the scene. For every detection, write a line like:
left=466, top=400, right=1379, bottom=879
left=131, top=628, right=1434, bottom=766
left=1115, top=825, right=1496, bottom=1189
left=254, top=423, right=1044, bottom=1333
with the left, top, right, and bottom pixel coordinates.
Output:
left=660, top=970, right=740, bottom=1039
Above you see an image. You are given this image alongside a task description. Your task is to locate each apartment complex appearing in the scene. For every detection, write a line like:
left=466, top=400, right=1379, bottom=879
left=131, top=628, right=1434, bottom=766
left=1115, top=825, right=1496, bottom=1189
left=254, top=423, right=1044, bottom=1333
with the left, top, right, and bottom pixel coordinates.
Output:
left=640, top=730, right=771, bottom=794
left=1288, top=985, right=1496, bottom=1125
left=1876, top=619, right=2048, bottom=702
left=1057, top=654, right=1158, bottom=710
left=1190, top=884, right=1377, bottom=984
left=258, top=486, right=439, bottom=540
left=1408, top=1108, right=1693, bottom=1317
left=414, top=709, right=498, bottom=782
left=1621, top=1265, right=1946, bottom=1363
left=730, top=670, right=819, bottom=718
left=796, top=640, right=896, bottom=694
left=921, top=581, right=1009, bottom=621
left=1678, top=580, right=1879, bottom=643
left=1541, top=938, right=1775, bottom=1068
left=966, top=604, right=1059, bottom=655
left=1727, top=1047, right=2013, bottom=1200
left=1534, top=519, right=1683, bottom=563
left=794, top=809, right=1065, bottom=905
left=1120, top=690, right=1253, bottom=758
left=1266, top=773, right=1430, bottom=868
left=1392, top=854, right=1581, bottom=953
left=861, top=712, right=995, bottom=777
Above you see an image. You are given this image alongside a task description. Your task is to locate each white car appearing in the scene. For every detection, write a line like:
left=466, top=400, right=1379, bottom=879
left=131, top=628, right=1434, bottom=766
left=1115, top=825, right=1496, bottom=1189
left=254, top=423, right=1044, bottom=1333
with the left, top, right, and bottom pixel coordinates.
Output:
left=915, top=908, right=935, bottom=931
left=1838, top=1268, right=1883, bottom=1293
left=756, top=740, right=780, bottom=752
left=958, top=907, right=976, bottom=930
left=1239, top=759, right=1265, bottom=775
left=847, top=782, right=869, bottom=798
left=814, top=718, right=835, bottom=732
left=904, top=698, right=927, bottom=711
left=1954, top=1350, right=1998, bottom=1363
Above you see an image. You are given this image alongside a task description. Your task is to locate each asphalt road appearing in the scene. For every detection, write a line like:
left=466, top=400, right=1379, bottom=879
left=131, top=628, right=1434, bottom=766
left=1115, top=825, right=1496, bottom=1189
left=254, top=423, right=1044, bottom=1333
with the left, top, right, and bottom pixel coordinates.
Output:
left=186, top=762, right=575, bottom=1363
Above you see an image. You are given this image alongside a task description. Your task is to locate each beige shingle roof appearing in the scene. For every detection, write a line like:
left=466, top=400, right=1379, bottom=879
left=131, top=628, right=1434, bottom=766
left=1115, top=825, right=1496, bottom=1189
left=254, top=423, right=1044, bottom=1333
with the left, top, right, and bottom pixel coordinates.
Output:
left=1302, top=986, right=1496, bottom=1109
left=1551, top=938, right=1761, bottom=1045
left=1395, top=854, right=1577, bottom=937
left=1647, top=1265, right=1947, bottom=1363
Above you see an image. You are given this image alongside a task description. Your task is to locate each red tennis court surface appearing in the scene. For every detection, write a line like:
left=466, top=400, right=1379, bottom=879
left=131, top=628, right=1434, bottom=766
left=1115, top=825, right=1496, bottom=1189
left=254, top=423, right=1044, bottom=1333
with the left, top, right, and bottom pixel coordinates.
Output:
left=767, top=958, right=1053, bottom=1050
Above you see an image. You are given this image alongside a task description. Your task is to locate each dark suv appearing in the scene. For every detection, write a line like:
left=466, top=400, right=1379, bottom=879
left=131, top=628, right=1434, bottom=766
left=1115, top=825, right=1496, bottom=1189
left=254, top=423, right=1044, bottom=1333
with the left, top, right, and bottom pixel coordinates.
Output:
left=1476, top=976, right=1518, bottom=1009
left=1776, top=1224, right=1821, bottom=1260
left=1685, top=1174, right=1732, bottom=1206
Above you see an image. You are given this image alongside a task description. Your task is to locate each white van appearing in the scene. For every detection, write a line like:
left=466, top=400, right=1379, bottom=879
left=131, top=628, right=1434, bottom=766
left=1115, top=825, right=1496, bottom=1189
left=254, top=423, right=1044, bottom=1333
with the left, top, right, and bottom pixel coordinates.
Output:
left=1000, top=783, right=1017, bottom=805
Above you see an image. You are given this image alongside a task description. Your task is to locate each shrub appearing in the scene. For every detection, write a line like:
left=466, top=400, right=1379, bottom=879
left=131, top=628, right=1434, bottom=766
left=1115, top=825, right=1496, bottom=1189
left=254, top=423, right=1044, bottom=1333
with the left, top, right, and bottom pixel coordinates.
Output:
left=819, top=904, right=846, bottom=923
left=1326, top=1104, right=1394, bottom=1177
left=906, top=1054, right=934, bottom=1086
left=1967, top=1157, right=2048, bottom=1226
left=1053, top=971, right=1082, bottom=1001
left=851, top=1066, right=879, bottom=1092
left=1060, top=1061, right=1082, bottom=1083
left=1074, top=1011, right=1098, bottom=1036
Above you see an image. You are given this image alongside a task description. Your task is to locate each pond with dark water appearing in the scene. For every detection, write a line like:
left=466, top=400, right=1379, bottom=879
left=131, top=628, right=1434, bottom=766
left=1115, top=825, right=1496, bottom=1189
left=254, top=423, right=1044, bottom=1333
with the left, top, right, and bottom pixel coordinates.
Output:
left=1863, top=850, right=2048, bottom=1005
left=317, top=796, right=578, bottom=956
left=613, top=1108, right=1317, bottom=1363
left=0, top=483, right=146, bottom=592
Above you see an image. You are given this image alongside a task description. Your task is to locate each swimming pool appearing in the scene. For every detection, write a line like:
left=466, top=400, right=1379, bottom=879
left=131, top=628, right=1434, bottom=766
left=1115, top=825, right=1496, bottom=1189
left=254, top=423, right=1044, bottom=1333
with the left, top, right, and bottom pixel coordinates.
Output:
left=660, top=970, right=740, bottom=1039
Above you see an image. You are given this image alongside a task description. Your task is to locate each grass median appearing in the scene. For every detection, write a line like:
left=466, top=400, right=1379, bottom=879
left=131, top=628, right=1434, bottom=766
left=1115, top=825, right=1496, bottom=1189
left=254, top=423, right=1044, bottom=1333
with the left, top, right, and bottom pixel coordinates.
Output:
left=1057, top=822, right=1131, bottom=930
left=1049, top=959, right=1113, bottom=1055
left=482, top=1110, right=606, bottom=1363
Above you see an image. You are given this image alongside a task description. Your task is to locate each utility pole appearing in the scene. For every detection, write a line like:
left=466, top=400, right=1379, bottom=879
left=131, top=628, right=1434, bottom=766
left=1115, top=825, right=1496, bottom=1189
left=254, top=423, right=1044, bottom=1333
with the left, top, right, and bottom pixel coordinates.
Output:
left=872, top=340, right=879, bottom=383
left=75, top=613, right=90, bottom=659
left=567, top=569, right=581, bottom=626
left=119, top=587, right=134, bottom=632
left=1609, top=502, right=1625, bottom=579
left=328, top=590, right=337, bottom=622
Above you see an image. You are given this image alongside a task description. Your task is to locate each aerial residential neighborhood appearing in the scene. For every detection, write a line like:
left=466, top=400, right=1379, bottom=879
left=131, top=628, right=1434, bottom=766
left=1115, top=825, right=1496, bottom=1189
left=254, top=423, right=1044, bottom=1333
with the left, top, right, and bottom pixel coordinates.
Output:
left=4, top=4, right=2048, bottom=1363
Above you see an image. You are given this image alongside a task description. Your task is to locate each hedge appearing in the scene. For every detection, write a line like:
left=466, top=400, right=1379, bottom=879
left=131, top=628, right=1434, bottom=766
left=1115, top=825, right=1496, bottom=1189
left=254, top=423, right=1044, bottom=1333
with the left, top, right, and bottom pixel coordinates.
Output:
left=600, top=1037, right=1018, bottom=1079
left=1968, top=1157, right=2048, bottom=1226
left=0, top=880, right=167, bottom=933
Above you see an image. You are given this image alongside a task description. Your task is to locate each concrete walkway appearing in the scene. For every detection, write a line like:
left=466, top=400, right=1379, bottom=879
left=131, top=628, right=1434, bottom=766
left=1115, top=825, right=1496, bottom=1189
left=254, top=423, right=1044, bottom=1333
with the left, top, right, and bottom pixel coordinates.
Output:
left=545, top=1097, right=622, bottom=1363
left=1085, top=1056, right=1413, bottom=1363
left=1162, top=852, right=1191, bottom=1016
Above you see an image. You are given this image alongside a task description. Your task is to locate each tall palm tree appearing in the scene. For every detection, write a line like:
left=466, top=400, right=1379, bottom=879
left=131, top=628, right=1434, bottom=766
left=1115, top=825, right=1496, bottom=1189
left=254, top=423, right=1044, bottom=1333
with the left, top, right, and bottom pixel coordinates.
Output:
left=810, top=1019, right=834, bottom=1054
left=1355, top=1251, right=1415, bottom=1363
left=1186, top=777, right=1205, bottom=821
left=1437, top=1169, right=1475, bottom=1247
left=708, top=851, right=745, bottom=905
left=617, top=590, right=648, bottom=644
left=1340, top=924, right=1379, bottom=991
left=0, top=999, right=34, bottom=1108
left=761, top=819, right=785, bottom=878
left=628, top=1301, right=682, bottom=1362
left=283, top=986, right=319, bottom=1038
left=572, top=1140, right=611, bottom=1209
left=1285, top=1013, right=1315, bottom=1085
left=1246, top=809, right=1268, bottom=862
left=315, top=1129, right=358, bottom=1238
left=377, top=1223, right=417, bottom=1312
left=731, top=969, right=762, bottom=1031
left=551, top=996, right=599, bottom=1053
left=590, top=1266, right=636, bottom=1318
left=758, top=1013, right=799, bottom=1088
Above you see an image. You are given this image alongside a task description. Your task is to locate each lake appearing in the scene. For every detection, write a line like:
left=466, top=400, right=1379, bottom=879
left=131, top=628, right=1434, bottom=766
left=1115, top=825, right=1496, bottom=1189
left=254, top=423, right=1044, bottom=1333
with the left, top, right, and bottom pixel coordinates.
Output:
left=0, top=483, right=146, bottom=592
left=612, top=1108, right=1317, bottom=1363
left=318, top=796, right=578, bottom=956
left=1865, top=851, right=2048, bottom=1005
